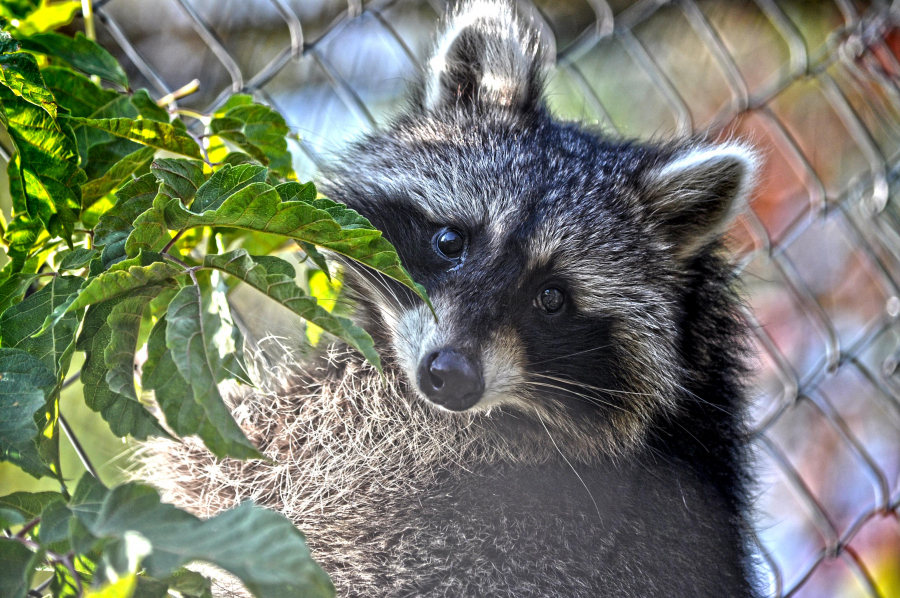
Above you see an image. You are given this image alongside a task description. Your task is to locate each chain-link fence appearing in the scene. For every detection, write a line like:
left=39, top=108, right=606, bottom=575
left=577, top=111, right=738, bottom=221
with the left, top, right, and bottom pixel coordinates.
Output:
left=65, top=0, right=900, bottom=596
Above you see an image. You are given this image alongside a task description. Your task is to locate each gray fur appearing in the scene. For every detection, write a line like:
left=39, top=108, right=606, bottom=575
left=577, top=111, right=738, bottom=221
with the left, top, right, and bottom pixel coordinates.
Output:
left=137, top=1, right=762, bottom=596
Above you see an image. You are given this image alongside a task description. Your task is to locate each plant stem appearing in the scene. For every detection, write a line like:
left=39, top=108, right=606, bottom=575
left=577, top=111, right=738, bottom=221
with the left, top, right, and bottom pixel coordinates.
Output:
left=157, top=79, right=201, bottom=107
left=81, top=0, right=95, bottom=40
left=161, top=230, right=185, bottom=253
left=59, top=413, right=100, bottom=481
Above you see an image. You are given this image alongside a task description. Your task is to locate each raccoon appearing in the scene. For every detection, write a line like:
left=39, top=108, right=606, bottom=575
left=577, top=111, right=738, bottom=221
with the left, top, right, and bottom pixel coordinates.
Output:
left=137, top=1, right=762, bottom=596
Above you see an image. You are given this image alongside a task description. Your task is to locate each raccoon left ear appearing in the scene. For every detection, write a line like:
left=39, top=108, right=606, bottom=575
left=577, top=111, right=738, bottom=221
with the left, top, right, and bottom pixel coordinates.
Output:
left=422, top=0, right=547, bottom=115
left=643, top=144, right=759, bottom=260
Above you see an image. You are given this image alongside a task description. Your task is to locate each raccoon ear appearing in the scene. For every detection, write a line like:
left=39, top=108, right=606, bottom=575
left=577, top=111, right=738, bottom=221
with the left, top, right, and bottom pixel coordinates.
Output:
left=644, top=144, right=759, bottom=260
left=423, top=0, right=546, bottom=114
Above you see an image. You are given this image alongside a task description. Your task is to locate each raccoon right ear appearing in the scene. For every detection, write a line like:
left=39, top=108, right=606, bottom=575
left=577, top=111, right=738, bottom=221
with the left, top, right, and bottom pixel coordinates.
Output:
left=643, top=144, right=759, bottom=261
left=421, top=0, right=547, bottom=115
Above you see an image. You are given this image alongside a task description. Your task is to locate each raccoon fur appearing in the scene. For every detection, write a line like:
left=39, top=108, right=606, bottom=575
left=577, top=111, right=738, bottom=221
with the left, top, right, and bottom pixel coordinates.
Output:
left=136, top=1, right=762, bottom=596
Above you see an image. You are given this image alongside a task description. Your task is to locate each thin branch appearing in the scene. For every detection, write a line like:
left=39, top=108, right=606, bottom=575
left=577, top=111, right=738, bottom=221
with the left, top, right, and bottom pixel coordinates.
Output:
left=59, top=413, right=100, bottom=481
left=161, top=230, right=185, bottom=254
left=157, top=79, right=201, bottom=107
left=61, top=369, right=82, bottom=390
left=16, top=517, right=40, bottom=538
left=81, top=0, right=96, bottom=40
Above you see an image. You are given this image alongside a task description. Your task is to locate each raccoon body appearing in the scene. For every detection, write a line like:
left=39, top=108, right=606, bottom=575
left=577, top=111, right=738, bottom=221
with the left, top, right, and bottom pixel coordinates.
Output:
left=138, top=2, right=761, bottom=596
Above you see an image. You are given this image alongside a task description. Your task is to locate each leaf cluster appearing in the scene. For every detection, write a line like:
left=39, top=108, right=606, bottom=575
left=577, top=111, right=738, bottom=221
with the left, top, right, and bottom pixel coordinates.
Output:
left=0, top=4, right=429, bottom=597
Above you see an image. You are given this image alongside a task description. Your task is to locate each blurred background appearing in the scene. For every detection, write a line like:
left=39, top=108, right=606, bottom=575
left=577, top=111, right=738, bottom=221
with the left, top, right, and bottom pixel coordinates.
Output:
left=2, top=0, right=899, bottom=596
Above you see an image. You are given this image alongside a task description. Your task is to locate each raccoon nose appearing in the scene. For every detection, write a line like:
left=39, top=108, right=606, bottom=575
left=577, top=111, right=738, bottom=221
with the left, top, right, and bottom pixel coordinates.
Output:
left=417, top=349, right=484, bottom=411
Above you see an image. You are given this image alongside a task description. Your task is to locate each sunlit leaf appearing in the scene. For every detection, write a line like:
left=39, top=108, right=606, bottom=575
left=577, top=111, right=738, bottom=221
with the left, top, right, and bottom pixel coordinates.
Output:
left=130, top=89, right=169, bottom=123
left=70, top=117, right=202, bottom=159
left=65, top=252, right=182, bottom=313
left=0, top=51, right=56, bottom=117
left=81, top=145, right=155, bottom=208
left=191, top=163, right=266, bottom=213
left=150, top=158, right=206, bottom=203
left=57, top=247, right=97, bottom=271
left=209, top=100, right=294, bottom=179
left=94, top=173, right=158, bottom=247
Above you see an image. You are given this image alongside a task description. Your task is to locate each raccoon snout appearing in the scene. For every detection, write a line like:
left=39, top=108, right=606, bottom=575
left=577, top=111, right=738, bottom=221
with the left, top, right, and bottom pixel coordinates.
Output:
left=417, top=349, right=484, bottom=411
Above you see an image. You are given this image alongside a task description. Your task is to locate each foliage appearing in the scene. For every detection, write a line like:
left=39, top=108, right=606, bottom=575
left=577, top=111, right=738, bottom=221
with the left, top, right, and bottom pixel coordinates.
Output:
left=0, top=5, right=429, bottom=597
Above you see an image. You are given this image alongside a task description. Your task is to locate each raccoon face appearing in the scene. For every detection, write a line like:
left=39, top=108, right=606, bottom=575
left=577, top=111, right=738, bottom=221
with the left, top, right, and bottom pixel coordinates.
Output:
left=322, top=1, right=757, bottom=453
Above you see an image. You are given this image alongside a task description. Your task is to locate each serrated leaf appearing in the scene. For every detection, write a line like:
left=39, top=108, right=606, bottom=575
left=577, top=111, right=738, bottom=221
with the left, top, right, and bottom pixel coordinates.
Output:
left=76, top=297, right=169, bottom=440
left=0, top=537, right=40, bottom=598
left=57, top=247, right=97, bottom=271
left=130, top=89, right=169, bottom=123
left=0, top=51, right=56, bottom=117
left=21, top=32, right=128, bottom=88
left=150, top=158, right=206, bottom=203
left=163, top=286, right=261, bottom=459
left=209, top=101, right=294, bottom=178
left=191, top=163, right=267, bottom=213
left=81, top=146, right=155, bottom=207
left=104, top=285, right=171, bottom=401
left=161, top=182, right=430, bottom=308
left=65, top=252, right=182, bottom=313
left=0, top=348, right=55, bottom=477
left=206, top=250, right=380, bottom=371
left=70, top=117, right=202, bottom=159
left=94, top=174, right=158, bottom=247
left=0, top=490, right=61, bottom=528
left=0, top=84, right=86, bottom=246
left=70, top=479, right=334, bottom=598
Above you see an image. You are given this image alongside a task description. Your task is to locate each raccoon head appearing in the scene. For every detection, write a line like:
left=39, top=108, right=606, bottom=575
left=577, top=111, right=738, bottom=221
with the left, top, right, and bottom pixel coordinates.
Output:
left=321, top=0, right=757, bottom=455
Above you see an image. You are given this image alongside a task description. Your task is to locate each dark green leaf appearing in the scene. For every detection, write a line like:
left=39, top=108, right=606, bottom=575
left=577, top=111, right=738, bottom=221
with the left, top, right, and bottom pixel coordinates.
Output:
left=104, top=285, right=171, bottom=401
left=0, top=348, right=55, bottom=477
left=191, top=163, right=266, bottom=213
left=0, top=537, right=39, bottom=598
left=150, top=158, right=206, bottom=203
left=57, top=247, right=97, bottom=271
left=0, top=51, right=56, bottom=117
left=41, top=66, right=118, bottom=118
left=0, top=490, right=61, bottom=528
left=81, top=145, right=155, bottom=207
left=163, top=286, right=261, bottom=459
left=21, top=32, right=128, bottom=88
left=71, top=479, right=334, bottom=598
left=84, top=137, right=144, bottom=179
left=206, top=250, right=380, bottom=371
left=209, top=101, right=294, bottom=178
left=37, top=497, right=70, bottom=546
left=130, top=89, right=169, bottom=123
left=94, top=174, right=158, bottom=247
left=0, top=271, right=39, bottom=314
left=134, top=576, right=169, bottom=598
left=165, top=569, right=212, bottom=598
left=0, top=1, right=39, bottom=20
left=299, top=241, right=330, bottom=280
left=161, top=182, right=430, bottom=308
left=70, top=117, right=202, bottom=159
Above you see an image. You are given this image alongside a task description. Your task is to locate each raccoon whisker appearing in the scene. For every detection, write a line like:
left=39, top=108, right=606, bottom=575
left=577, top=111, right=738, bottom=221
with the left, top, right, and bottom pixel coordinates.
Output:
left=521, top=381, right=628, bottom=413
left=527, top=344, right=615, bottom=365
left=529, top=373, right=655, bottom=398
left=536, top=412, right=602, bottom=519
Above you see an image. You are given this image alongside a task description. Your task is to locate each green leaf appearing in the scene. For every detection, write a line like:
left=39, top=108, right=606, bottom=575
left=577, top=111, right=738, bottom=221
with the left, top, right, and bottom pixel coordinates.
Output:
left=104, top=285, right=171, bottom=401
left=0, top=490, right=61, bottom=528
left=299, top=241, right=330, bottom=280
left=0, top=537, right=40, bottom=598
left=205, top=250, right=380, bottom=371
left=40, top=66, right=118, bottom=118
left=84, top=137, right=144, bottom=179
left=163, top=286, right=261, bottom=459
left=76, top=297, right=169, bottom=440
left=130, top=89, right=169, bottom=123
left=209, top=101, right=294, bottom=178
left=0, top=271, right=38, bottom=314
left=94, top=174, right=158, bottom=247
left=6, top=1, right=81, bottom=37
left=1, top=0, right=39, bottom=20
left=0, top=51, right=56, bottom=117
left=57, top=247, right=97, bottom=271
left=162, top=182, right=431, bottom=308
left=70, top=117, right=202, bottom=159
left=81, top=145, right=155, bottom=207
left=2, top=156, right=44, bottom=255
left=150, top=158, right=206, bottom=203
left=70, top=479, right=334, bottom=598
left=0, top=85, right=86, bottom=246
left=21, top=32, right=128, bottom=88
left=66, top=252, right=182, bottom=313
left=36, top=497, right=70, bottom=546
left=191, top=163, right=266, bottom=213
left=0, top=348, right=55, bottom=477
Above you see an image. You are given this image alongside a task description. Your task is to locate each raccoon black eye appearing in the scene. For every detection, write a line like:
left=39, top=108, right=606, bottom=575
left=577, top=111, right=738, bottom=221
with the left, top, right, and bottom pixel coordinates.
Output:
left=538, top=288, right=565, bottom=314
left=435, top=228, right=465, bottom=259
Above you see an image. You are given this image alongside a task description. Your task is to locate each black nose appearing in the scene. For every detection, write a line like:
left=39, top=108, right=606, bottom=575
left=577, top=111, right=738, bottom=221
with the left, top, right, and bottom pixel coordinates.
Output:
left=417, top=349, right=484, bottom=411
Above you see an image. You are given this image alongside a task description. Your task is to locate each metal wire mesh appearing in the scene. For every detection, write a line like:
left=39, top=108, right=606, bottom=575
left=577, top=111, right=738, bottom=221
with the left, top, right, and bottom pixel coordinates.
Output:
left=81, top=0, right=900, bottom=596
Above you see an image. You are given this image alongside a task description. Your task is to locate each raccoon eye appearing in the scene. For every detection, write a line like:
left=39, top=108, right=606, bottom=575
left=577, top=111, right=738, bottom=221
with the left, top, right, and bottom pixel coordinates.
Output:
left=538, top=288, right=565, bottom=314
left=435, top=228, right=465, bottom=259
